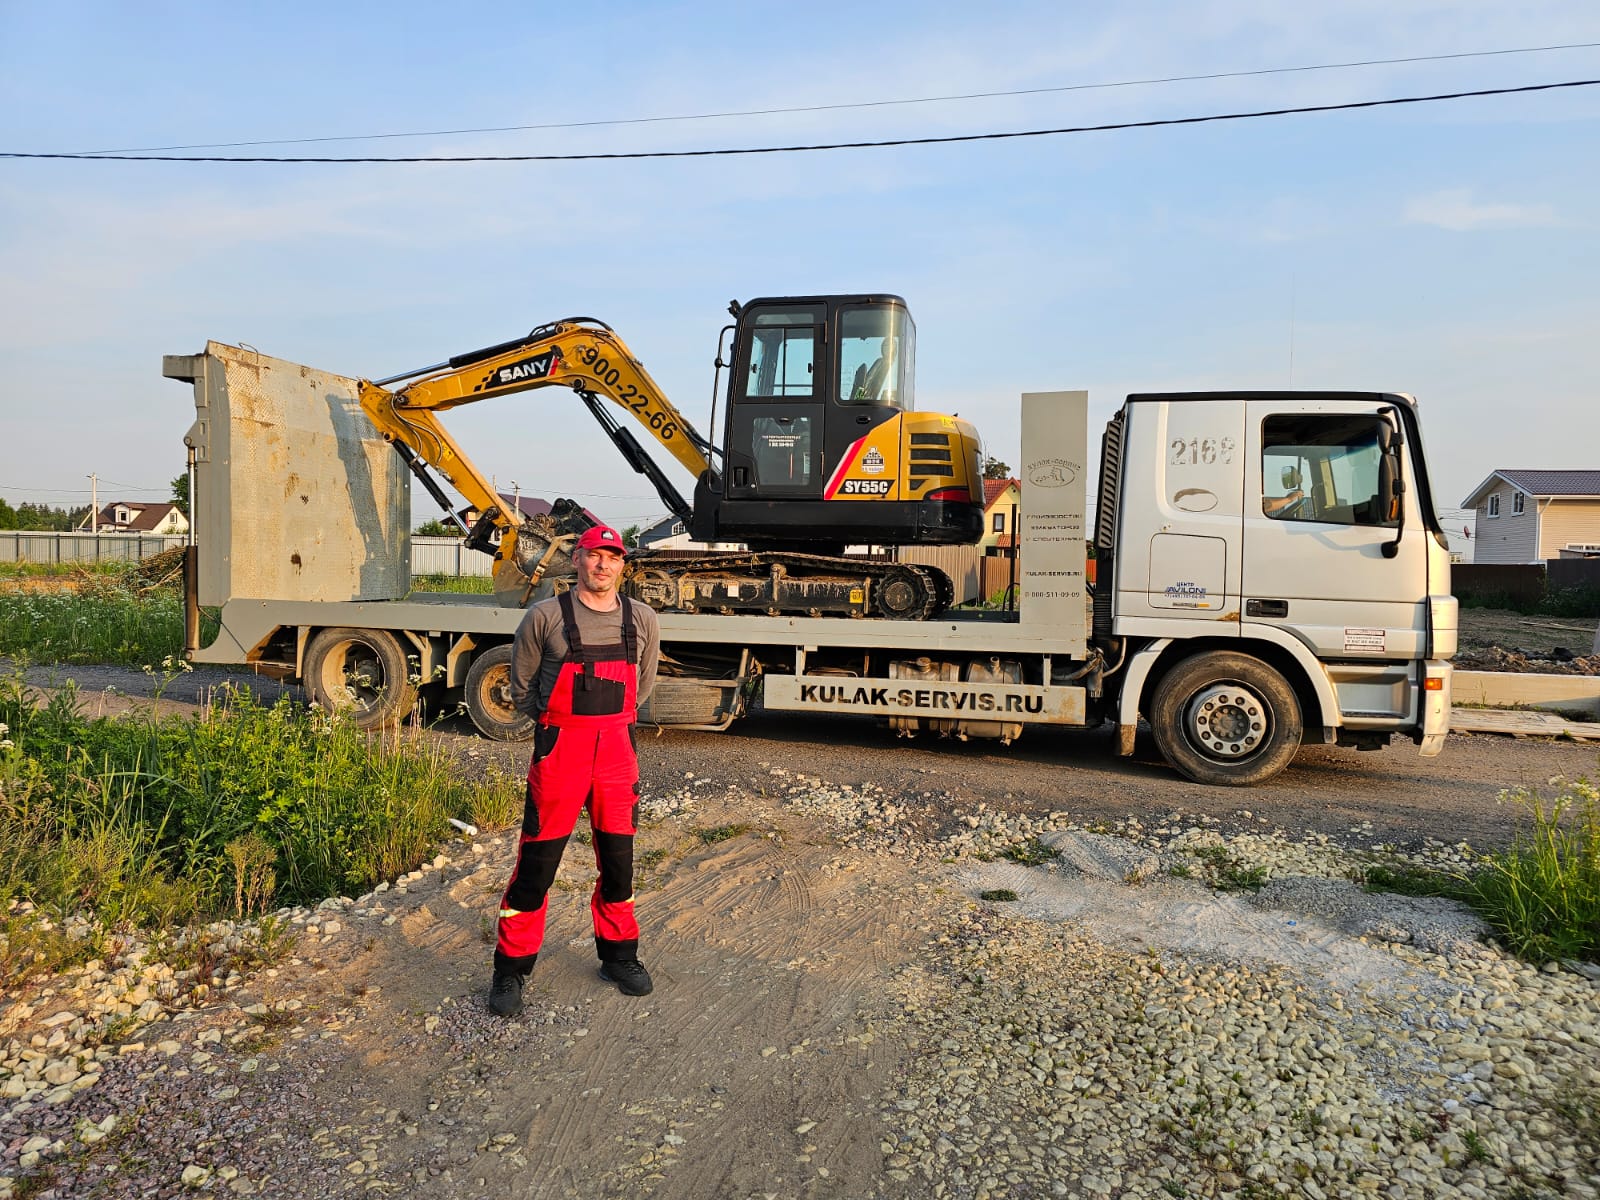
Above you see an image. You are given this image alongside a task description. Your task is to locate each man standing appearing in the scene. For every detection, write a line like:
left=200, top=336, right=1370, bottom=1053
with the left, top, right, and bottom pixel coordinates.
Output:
left=490, top=523, right=660, bottom=1017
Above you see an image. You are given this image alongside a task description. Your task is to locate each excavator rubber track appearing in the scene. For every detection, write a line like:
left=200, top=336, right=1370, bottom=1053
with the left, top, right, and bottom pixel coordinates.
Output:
left=621, top=550, right=952, bottom=621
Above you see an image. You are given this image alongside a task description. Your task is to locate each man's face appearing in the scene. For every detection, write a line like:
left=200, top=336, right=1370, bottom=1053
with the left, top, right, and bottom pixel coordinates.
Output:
left=574, top=545, right=624, bottom=596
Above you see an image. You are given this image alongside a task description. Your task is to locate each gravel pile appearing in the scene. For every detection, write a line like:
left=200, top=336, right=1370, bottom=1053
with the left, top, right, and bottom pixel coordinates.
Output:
left=0, top=849, right=479, bottom=1198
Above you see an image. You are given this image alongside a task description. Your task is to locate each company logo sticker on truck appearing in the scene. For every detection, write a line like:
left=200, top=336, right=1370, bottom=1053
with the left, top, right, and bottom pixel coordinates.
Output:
left=1027, top=459, right=1079, bottom=487
left=797, top=682, right=1045, bottom=714
left=1163, top=581, right=1213, bottom=608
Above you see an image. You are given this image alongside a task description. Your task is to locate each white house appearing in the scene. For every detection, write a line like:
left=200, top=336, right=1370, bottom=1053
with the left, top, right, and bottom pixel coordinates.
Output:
left=1461, top=470, right=1600, bottom=564
left=87, top=500, right=189, bottom=535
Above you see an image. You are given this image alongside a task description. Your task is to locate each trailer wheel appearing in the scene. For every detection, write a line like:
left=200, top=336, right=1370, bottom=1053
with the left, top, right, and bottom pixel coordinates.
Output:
left=303, top=628, right=418, bottom=730
left=1149, top=651, right=1302, bottom=786
left=464, top=644, right=535, bottom=742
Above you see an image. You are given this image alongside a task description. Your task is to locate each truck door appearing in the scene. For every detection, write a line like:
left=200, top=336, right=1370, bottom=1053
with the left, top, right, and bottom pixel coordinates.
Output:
left=1120, top=398, right=1245, bottom=627
left=1242, top=401, right=1424, bottom=658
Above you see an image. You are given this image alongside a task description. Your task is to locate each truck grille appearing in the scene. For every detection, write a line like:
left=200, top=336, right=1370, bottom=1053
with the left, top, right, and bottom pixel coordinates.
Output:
left=1092, top=411, right=1124, bottom=642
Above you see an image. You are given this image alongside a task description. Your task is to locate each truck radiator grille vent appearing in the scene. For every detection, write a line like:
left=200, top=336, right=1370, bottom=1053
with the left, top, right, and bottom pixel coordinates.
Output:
left=910, top=449, right=953, bottom=464
left=1094, top=411, right=1123, bottom=552
left=1092, top=411, right=1124, bottom=644
left=910, top=433, right=951, bottom=445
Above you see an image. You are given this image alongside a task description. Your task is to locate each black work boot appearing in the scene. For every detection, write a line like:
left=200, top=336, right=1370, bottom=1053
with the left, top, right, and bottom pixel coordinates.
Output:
left=598, top=959, right=653, bottom=996
left=488, top=968, right=526, bottom=1017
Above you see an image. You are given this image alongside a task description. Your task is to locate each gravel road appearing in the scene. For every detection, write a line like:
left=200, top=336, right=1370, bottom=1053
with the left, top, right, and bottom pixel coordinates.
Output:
left=3, top=664, right=1598, bottom=1199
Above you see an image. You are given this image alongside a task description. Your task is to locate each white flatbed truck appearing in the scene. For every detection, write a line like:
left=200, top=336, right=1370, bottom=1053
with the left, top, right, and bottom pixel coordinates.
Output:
left=166, top=342, right=1455, bottom=786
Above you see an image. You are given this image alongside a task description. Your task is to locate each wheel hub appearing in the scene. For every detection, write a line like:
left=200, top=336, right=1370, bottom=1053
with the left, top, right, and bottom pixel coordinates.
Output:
left=1187, top=684, right=1268, bottom=758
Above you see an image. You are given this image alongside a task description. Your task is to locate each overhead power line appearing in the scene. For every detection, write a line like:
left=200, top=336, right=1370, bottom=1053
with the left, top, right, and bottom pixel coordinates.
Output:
left=66, top=41, right=1600, bottom=154
left=6, top=80, right=1597, bottom=165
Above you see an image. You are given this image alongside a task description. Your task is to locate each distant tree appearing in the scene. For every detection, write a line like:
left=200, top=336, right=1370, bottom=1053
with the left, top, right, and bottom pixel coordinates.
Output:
left=414, top=518, right=464, bottom=537
left=982, top=456, right=1011, bottom=480
left=621, top=523, right=641, bottom=549
left=0, top=497, right=15, bottom=529
left=171, top=474, right=190, bottom=518
left=15, top=502, right=78, bottom=531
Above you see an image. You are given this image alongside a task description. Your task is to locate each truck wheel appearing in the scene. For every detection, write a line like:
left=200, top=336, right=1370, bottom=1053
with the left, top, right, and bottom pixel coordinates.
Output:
left=303, top=628, right=418, bottom=730
left=464, top=644, right=535, bottom=741
left=1149, top=651, right=1302, bottom=786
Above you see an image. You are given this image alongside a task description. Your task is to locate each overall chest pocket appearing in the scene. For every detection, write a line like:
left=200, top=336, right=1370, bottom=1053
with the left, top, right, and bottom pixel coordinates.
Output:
left=572, top=671, right=627, bottom=716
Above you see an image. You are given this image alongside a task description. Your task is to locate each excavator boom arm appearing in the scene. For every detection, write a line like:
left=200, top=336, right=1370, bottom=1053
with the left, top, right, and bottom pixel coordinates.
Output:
left=361, top=319, right=713, bottom=481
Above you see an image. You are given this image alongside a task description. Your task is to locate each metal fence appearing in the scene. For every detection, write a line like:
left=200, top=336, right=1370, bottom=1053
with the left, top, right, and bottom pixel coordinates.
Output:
left=411, top=536, right=493, bottom=577
left=1453, top=560, right=1600, bottom=606
left=0, top=531, right=188, bottom=564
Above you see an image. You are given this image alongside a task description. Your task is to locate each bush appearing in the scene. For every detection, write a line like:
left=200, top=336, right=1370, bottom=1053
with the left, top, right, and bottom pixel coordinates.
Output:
left=0, top=666, right=519, bottom=948
left=0, top=574, right=183, bottom=665
left=1471, top=777, right=1600, bottom=963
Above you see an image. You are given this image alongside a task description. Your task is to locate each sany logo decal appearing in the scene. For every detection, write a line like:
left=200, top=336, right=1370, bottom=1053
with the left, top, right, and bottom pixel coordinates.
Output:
left=476, top=349, right=561, bottom=391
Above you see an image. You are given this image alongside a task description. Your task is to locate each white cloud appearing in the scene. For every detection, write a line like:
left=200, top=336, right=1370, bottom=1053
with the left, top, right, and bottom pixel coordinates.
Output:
left=1403, top=189, right=1559, bottom=232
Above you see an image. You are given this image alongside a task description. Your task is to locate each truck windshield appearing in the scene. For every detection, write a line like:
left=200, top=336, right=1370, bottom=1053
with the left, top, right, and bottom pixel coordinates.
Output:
left=1261, top=413, right=1399, bottom=527
left=837, top=306, right=915, bottom=410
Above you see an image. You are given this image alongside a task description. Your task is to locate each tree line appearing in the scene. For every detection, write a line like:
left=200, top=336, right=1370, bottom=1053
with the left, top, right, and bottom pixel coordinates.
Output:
left=0, top=499, right=91, bottom=531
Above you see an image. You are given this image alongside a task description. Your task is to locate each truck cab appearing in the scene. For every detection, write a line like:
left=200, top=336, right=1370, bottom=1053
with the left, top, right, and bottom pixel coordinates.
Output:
left=1097, top=392, right=1456, bottom=784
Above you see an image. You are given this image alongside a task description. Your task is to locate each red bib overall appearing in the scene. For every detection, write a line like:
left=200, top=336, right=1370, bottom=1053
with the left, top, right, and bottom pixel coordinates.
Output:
left=496, top=592, right=641, bottom=972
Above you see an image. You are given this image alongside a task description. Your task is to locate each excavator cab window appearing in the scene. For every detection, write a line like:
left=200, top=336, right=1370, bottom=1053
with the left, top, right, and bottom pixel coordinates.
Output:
left=744, top=310, right=818, bottom=398
left=838, top=305, right=915, bottom=411
left=726, top=303, right=825, bottom=498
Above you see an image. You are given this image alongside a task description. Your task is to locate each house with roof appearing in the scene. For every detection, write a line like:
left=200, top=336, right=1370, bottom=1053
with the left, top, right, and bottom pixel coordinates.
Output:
left=980, top=477, right=1021, bottom=557
left=87, top=500, right=188, bottom=535
left=635, top=513, right=744, bottom=552
left=1461, top=470, right=1600, bottom=563
left=457, top=492, right=553, bottom=527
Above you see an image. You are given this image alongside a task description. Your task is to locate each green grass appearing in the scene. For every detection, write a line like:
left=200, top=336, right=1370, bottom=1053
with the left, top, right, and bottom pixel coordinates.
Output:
left=0, top=574, right=183, bottom=665
left=1000, top=837, right=1058, bottom=867
left=0, top=560, right=135, bottom=580
left=0, top=666, right=519, bottom=983
left=1361, top=863, right=1475, bottom=903
left=408, top=573, right=495, bottom=595
left=694, top=823, right=751, bottom=845
left=1188, top=844, right=1268, bottom=893
left=1359, top=776, right=1600, bottom=963
left=1470, top=778, right=1600, bottom=962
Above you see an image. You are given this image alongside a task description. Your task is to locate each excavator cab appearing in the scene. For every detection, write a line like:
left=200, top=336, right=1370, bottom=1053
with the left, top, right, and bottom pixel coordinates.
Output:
left=695, top=295, right=983, bottom=551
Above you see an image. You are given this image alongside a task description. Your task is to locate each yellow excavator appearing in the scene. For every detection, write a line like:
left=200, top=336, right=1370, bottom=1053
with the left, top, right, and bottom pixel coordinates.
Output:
left=358, top=294, right=985, bottom=619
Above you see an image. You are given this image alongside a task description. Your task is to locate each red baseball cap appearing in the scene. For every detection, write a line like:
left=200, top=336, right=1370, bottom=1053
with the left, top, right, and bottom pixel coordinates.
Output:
left=576, top=524, right=627, bottom=555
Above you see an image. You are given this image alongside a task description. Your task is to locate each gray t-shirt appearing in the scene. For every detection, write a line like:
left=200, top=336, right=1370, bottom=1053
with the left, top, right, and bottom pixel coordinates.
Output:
left=508, top=593, right=660, bottom=719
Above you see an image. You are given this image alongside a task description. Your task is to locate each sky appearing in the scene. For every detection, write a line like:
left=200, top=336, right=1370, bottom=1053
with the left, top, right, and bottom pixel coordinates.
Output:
left=2, top=1, right=1597, bottom=558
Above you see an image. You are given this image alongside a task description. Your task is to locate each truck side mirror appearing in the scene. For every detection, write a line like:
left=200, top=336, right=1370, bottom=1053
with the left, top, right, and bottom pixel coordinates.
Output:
left=1377, top=413, right=1406, bottom=558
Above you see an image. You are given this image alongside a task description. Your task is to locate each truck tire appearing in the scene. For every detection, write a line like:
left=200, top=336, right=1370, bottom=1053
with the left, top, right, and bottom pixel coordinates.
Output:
left=1149, top=651, right=1302, bottom=786
left=303, top=627, right=418, bottom=730
left=463, top=644, right=535, bottom=742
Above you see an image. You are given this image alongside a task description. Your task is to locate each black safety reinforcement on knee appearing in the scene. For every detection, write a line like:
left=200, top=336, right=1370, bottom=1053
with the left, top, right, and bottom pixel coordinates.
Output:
left=592, top=830, right=635, bottom=903
left=504, top=836, right=569, bottom=911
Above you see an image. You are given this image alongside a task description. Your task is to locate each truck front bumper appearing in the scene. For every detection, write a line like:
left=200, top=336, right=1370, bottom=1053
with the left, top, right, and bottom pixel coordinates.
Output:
left=1417, top=659, right=1453, bottom=757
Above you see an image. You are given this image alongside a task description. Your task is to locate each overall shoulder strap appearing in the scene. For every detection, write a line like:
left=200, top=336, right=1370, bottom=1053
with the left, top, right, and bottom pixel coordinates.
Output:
left=619, top=595, right=639, bottom=665
left=556, top=590, right=584, bottom=659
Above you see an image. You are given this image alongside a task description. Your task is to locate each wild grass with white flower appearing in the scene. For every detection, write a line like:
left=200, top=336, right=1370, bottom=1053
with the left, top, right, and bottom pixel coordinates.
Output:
left=0, top=565, right=183, bottom=665
left=0, top=664, right=520, bottom=984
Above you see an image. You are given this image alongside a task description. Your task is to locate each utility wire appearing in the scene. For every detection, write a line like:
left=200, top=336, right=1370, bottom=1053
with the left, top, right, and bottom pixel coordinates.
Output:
left=67, top=41, right=1600, bottom=154
left=6, top=79, right=1596, bottom=164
